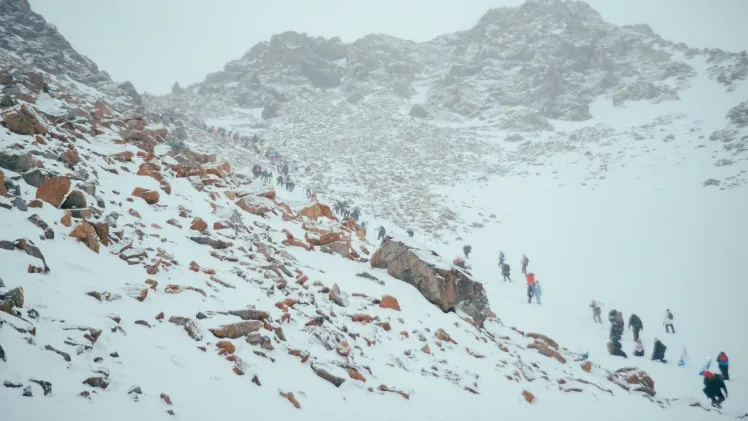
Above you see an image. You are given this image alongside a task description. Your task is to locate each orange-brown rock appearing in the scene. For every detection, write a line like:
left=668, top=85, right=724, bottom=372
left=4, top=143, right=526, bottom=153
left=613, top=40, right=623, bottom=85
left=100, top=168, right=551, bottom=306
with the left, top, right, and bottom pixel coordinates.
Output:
left=166, top=218, right=183, bottom=228
left=59, top=149, right=81, bottom=166
left=209, top=321, right=262, bottom=339
left=216, top=341, right=236, bottom=355
left=69, top=221, right=100, bottom=253
left=400, top=330, right=409, bottom=338
left=371, top=239, right=490, bottom=326
left=280, top=391, right=301, bottom=409
left=0, top=170, right=5, bottom=196
left=305, top=231, right=342, bottom=246
left=235, top=196, right=274, bottom=216
left=137, top=162, right=163, bottom=182
left=86, top=291, right=102, bottom=301
left=36, top=176, right=71, bottom=208
left=3, top=105, right=47, bottom=135
left=351, top=314, right=373, bottom=323
left=282, top=237, right=313, bottom=251
left=156, top=312, right=165, bottom=320
left=160, top=180, right=172, bottom=195
left=435, top=328, right=457, bottom=344
left=379, top=295, right=401, bottom=311
left=581, top=361, right=592, bottom=373
left=201, top=267, right=216, bottom=275
left=527, top=340, right=567, bottom=364
left=259, top=189, right=276, bottom=201
left=421, top=344, right=431, bottom=354
left=526, top=333, right=559, bottom=349
left=348, top=368, right=367, bottom=382
left=131, top=187, right=159, bottom=204
left=298, top=203, right=337, bottom=220
left=522, top=390, right=535, bottom=403
left=34, top=135, right=46, bottom=145
left=115, top=151, right=134, bottom=162
left=190, top=217, right=208, bottom=233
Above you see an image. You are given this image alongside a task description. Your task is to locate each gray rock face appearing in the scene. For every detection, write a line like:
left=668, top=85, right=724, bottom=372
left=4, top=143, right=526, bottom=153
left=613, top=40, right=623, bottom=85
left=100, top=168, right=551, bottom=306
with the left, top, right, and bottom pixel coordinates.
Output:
left=370, top=239, right=491, bottom=326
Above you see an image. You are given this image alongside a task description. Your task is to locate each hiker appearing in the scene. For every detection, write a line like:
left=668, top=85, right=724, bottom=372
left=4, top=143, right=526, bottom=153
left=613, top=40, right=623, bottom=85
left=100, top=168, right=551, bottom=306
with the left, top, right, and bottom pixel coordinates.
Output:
left=406, top=228, right=414, bottom=237
left=377, top=226, right=386, bottom=241
left=590, top=300, right=602, bottom=324
left=652, top=338, right=667, bottom=363
left=702, top=370, right=728, bottom=408
left=351, top=208, right=360, bottom=221
left=521, top=254, right=529, bottom=274
left=717, top=352, right=730, bottom=380
left=532, top=280, right=542, bottom=304
left=453, top=256, right=467, bottom=269
left=628, top=314, right=643, bottom=341
left=499, top=251, right=506, bottom=266
left=501, top=263, right=511, bottom=283
left=276, top=175, right=284, bottom=186
left=633, top=339, right=645, bottom=357
left=664, top=309, right=675, bottom=333
left=525, top=273, right=535, bottom=303
left=607, top=340, right=628, bottom=358
left=609, top=311, right=624, bottom=343
left=463, top=245, right=472, bottom=259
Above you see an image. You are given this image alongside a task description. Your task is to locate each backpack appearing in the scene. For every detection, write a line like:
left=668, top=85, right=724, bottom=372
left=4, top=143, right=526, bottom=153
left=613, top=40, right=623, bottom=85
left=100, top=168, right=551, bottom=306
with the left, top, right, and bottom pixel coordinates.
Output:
left=667, top=312, right=673, bottom=320
left=718, top=353, right=728, bottom=363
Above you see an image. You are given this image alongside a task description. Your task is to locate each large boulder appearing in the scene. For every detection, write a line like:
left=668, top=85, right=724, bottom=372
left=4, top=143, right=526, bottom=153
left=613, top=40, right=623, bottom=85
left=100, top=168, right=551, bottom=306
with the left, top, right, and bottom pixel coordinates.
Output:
left=371, top=239, right=490, bottom=326
left=3, top=105, right=47, bottom=135
left=35, top=176, right=71, bottom=208
left=298, top=203, right=336, bottom=221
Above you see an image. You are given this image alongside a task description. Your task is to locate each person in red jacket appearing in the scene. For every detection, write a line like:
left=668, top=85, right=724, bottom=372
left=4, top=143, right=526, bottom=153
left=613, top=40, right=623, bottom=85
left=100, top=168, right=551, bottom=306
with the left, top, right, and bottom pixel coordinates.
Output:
left=525, top=273, right=536, bottom=304
left=717, top=352, right=729, bottom=380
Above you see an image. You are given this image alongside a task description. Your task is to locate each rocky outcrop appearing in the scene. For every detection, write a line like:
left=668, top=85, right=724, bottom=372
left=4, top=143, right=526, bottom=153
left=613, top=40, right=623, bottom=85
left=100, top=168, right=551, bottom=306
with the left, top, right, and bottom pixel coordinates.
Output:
left=3, top=105, right=47, bottom=135
left=371, top=239, right=490, bottom=325
left=35, top=176, right=71, bottom=208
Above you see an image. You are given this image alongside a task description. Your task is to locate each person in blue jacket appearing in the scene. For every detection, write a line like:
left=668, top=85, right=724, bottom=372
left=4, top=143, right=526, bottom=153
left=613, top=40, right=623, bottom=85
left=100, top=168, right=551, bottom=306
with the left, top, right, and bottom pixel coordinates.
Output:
left=532, top=280, right=542, bottom=304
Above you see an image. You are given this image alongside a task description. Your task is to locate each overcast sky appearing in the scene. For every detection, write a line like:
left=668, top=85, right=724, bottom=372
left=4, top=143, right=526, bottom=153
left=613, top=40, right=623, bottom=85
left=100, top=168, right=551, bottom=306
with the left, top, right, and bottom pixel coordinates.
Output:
left=28, top=0, right=748, bottom=95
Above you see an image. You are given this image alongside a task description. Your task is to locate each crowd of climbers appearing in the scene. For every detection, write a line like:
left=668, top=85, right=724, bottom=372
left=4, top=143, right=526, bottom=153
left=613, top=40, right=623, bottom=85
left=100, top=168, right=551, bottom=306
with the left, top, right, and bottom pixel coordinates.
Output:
left=237, top=129, right=732, bottom=409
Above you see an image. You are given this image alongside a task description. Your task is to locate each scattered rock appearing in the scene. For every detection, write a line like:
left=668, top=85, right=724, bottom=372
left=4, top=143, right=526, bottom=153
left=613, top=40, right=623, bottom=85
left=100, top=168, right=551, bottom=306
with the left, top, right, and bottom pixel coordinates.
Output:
left=36, top=176, right=71, bottom=208
left=131, top=187, right=159, bottom=204
left=61, top=190, right=87, bottom=209
left=581, top=361, right=592, bottom=373
left=3, top=105, right=47, bottom=135
left=379, top=295, right=401, bottom=311
left=168, top=316, right=203, bottom=341
left=522, top=389, right=535, bottom=403
left=29, top=379, right=52, bottom=396
left=311, top=363, right=346, bottom=387
left=209, top=321, right=262, bottom=339
left=190, top=217, right=208, bottom=233
left=68, top=221, right=100, bottom=253
left=280, top=391, right=301, bottom=408
left=27, top=214, right=54, bottom=240
left=83, top=377, right=109, bottom=389
left=228, top=308, right=269, bottom=321
left=44, top=345, right=71, bottom=362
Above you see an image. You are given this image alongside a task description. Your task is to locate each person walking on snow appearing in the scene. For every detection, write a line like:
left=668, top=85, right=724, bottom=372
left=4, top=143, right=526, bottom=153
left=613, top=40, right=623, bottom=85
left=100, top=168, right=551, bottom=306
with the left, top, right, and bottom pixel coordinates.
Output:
left=609, top=310, right=624, bottom=343
left=377, top=226, right=386, bottom=241
left=664, top=309, right=675, bottom=333
left=628, top=313, right=644, bottom=341
left=521, top=254, right=529, bottom=274
left=532, top=280, right=542, bottom=304
left=525, top=273, right=536, bottom=303
left=717, top=352, right=730, bottom=380
left=498, top=251, right=506, bottom=266
left=702, top=370, right=728, bottom=408
left=590, top=300, right=602, bottom=324
left=633, top=339, right=645, bottom=357
left=463, top=245, right=472, bottom=259
left=501, top=263, right=511, bottom=283
left=607, top=340, right=628, bottom=358
left=652, top=338, right=667, bottom=363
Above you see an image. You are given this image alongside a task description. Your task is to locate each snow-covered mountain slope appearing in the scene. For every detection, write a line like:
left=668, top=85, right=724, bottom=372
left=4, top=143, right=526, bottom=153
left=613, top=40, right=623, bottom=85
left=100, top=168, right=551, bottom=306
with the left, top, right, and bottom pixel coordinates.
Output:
left=2, top=0, right=747, bottom=420
left=148, top=0, right=748, bottom=235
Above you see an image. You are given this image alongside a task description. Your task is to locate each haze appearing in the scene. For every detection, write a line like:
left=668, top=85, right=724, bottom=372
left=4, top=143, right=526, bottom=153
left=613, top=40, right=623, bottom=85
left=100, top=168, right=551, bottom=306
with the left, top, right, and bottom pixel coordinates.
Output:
left=28, top=0, right=748, bottom=95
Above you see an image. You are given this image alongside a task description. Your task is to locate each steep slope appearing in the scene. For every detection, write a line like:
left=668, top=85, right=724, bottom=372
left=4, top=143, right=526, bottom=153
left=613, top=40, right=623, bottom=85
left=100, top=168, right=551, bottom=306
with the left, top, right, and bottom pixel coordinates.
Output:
left=0, top=0, right=141, bottom=108
left=2, top=0, right=747, bottom=420
left=148, top=0, right=748, bottom=235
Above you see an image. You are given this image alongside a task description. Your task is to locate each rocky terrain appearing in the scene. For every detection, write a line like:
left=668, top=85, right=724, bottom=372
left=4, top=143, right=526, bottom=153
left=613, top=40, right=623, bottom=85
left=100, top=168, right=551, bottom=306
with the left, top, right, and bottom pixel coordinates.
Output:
left=147, top=0, right=748, bottom=237
left=1, top=0, right=747, bottom=419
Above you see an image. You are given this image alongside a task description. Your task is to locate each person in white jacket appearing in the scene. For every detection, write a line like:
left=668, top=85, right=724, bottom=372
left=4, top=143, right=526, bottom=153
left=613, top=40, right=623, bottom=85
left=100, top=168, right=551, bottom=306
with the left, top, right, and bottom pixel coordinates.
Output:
left=664, top=309, right=675, bottom=334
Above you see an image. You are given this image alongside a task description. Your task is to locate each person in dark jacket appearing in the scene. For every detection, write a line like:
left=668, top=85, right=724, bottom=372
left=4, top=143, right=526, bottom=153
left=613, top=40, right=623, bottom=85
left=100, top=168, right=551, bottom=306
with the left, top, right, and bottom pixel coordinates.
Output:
left=628, top=314, right=643, bottom=341
left=703, top=370, right=728, bottom=408
left=717, top=352, right=729, bottom=380
left=607, top=340, right=628, bottom=358
left=609, top=311, right=624, bottom=342
left=377, top=226, right=386, bottom=240
left=463, top=245, right=472, bottom=259
left=501, top=263, right=511, bottom=283
left=652, top=338, right=667, bottom=363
